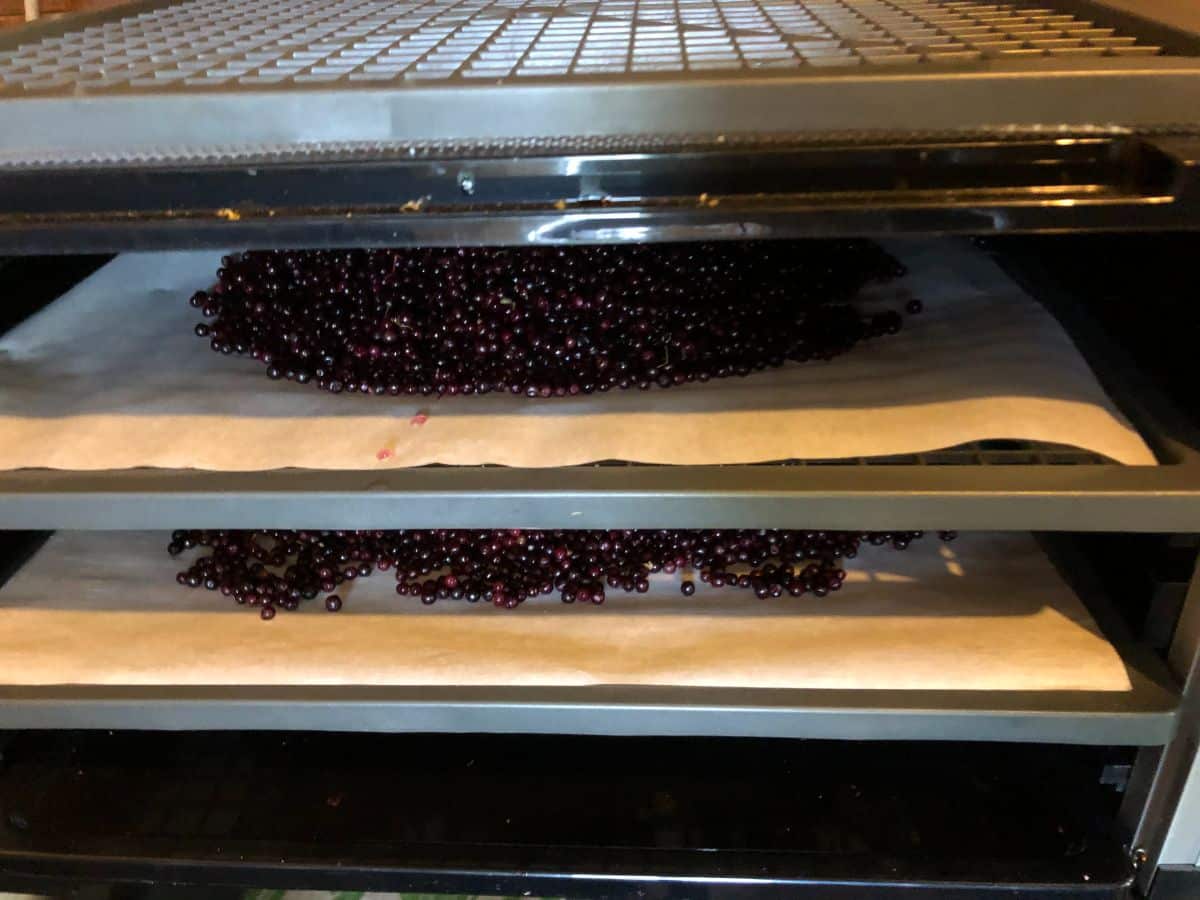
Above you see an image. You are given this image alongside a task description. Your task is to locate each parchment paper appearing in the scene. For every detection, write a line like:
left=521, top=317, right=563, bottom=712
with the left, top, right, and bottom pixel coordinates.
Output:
left=0, top=531, right=1132, bottom=691
left=0, top=239, right=1155, bottom=469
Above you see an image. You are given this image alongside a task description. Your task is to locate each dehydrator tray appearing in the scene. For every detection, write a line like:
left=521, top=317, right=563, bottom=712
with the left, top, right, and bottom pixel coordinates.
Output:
left=0, top=530, right=1176, bottom=742
left=0, top=0, right=1198, bottom=165
left=0, top=237, right=1154, bottom=470
left=0, top=234, right=1196, bottom=531
left=0, top=530, right=1132, bottom=691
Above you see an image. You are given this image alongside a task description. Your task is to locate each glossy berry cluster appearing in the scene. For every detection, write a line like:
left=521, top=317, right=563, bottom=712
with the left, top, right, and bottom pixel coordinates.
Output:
left=190, top=241, right=910, bottom=398
left=168, top=528, right=957, bottom=620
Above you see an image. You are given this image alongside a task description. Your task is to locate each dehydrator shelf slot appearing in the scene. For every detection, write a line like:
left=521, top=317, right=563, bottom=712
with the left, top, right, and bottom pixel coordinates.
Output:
left=0, top=530, right=1176, bottom=743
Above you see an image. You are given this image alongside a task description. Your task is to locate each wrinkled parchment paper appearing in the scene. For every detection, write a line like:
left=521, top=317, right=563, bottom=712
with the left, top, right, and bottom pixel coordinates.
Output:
left=0, top=239, right=1154, bottom=469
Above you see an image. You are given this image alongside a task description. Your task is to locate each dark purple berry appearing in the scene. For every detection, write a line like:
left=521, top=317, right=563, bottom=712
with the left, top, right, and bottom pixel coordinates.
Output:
left=168, top=528, right=931, bottom=618
left=191, top=243, right=904, bottom=399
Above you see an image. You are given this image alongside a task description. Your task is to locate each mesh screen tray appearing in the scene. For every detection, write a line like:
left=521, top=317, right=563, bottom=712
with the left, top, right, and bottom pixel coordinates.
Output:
left=0, top=0, right=1198, bottom=164
left=0, top=0, right=1165, bottom=92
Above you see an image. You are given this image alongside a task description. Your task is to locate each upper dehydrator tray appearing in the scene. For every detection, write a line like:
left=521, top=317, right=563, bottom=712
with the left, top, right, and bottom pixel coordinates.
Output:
left=0, top=236, right=1198, bottom=532
left=1, top=0, right=1200, bottom=166
left=0, top=238, right=1154, bottom=471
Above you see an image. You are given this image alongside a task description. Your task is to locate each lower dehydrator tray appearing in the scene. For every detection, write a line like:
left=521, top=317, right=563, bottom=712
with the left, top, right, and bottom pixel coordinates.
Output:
left=0, top=530, right=1177, bottom=744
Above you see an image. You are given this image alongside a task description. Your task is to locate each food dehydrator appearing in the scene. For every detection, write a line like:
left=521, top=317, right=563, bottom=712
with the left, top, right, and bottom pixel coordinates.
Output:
left=3, top=0, right=1200, bottom=897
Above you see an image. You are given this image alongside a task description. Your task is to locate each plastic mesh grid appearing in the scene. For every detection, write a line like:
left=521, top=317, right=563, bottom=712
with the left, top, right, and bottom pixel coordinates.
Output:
left=0, top=0, right=1163, bottom=94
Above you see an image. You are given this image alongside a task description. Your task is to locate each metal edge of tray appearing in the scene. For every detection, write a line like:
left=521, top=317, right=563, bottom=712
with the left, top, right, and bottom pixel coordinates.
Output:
left=0, top=462, right=1200, bottom=531
left=0, top=860, right=1137, bottom=900
left=8, top=178, right=1200, bottom=254
left=2, top=56, right=1200, bottom=168
left=0, top=669, right=1175, bottom=744
left=4, top=64, right=1200, bottom=156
